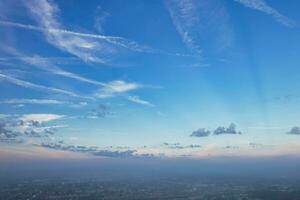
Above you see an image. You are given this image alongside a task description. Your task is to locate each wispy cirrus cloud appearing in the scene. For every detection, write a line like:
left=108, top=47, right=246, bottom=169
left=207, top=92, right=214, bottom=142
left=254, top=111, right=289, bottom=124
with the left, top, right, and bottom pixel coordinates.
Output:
left=0, top=99, right=65, bottom=105
left=95, top=80, right=141, bottom=98
left=127, top=96, right=154, bottom=107
left=94, top=5, right=110, bottom=34
left=234, top=0, right=296, bottom=27
left=165, top=0, right=234, bottom=54
left=0, top=73, right=82, bottom=98
left=0, top=0, right=153, bottom=64
left=2, top=48, right=151, bottom=105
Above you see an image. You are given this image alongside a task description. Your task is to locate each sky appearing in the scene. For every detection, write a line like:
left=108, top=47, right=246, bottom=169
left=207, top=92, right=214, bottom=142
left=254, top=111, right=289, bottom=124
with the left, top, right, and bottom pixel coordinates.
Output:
left=1, top=0, right=300, bottom=160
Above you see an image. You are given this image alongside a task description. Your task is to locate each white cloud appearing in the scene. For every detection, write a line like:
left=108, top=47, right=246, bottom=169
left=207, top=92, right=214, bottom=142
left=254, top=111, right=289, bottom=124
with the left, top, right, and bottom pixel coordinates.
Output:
left=95, top=80, right=141, bottom=98
left=165, top=0, right=234, bottom=54
left=127, top=96, right=154, bottom=106
left=24, top=55, right=106, bottom=87
left=234, top=0, right=296, bottom=27
left=21, top=114, right=64, bottom=123
left=0, top=73, right=82, bottom=98
left=94, top=6, right=110, bottom=34
left=0, top=20, right=151, bottom=53
left=0, top=0, right=152, bottom=64
left=0, top=99, right=65, bottom=105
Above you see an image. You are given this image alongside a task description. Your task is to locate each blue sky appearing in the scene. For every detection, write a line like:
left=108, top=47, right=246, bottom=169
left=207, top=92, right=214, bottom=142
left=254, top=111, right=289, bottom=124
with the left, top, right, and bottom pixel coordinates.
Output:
left=1, top=0, right=300, bottom=159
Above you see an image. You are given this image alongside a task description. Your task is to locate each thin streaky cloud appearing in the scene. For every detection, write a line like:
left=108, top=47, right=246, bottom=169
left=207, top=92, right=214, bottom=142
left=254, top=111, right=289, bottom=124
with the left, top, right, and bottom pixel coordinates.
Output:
left=22, top=0, right=147, bottom=63
left=2, top=48, right=147, bottom=103
left=165, top=0, right=202, bottom=54
left=0, top=20, right=192, bottom=58
left=0, top=20, right=152, bottom=53
left=234, top=0, right=296, bottom=27
left=24, top=55, right=107, bottom=87
left=165, top=0, right=234, bottom=54
left=2, top=47, right=107, bottom=87
left=95, top=80, right=142, bottom=99
left=0, top=99, right=65, bottom=105
left=0, top=73, right=83, bottom=98
left=127, top=95, right=154, bottom=107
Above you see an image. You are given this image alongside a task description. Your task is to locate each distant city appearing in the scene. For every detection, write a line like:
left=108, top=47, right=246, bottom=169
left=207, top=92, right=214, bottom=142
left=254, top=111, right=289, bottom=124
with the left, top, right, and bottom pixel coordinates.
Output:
left=2, top=176, right=300, bottom=200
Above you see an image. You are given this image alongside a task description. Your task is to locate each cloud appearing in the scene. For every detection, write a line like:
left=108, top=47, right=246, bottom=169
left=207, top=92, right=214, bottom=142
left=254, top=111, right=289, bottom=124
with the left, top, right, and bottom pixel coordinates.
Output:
left=95, top=80, right=141, bottom=98
left=0, top=114, right=63, bottom=143
left=0, top=99, right=65, bottom=105
left=94, top=6, right=110, bottom=34
left=165, top=0, right=234, bottom=54
left=39, top=141, right=153, bottom=158
left=190, top=128, right=210, bottom=137
left=225, top=145, right=239, bottom=149
left=127, top=96, right=154, bottom=106
left=287, top=126, right=300, bottom=135
left=234, top=0, right=296, bottom=27
left=2, top=48, right=107, bottom=87
left=20, top=114, right=63, bottom=123
left=88, top=104, right=112, bottom=118
left=7, top=0, right=152, bottom=63
left=0, top=73, right=83, bottom=98
left=0, top=121, right=21, bottom=142
left=2, top=48, right=149, bottom=105
left=213, top=123, right=242, bottom=135
left=163, top=142, right=201, bottom=149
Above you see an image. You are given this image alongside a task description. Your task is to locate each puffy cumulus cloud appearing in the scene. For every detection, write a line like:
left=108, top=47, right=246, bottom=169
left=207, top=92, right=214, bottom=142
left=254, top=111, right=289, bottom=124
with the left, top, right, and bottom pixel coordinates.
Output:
left=95, top=80, right=141, bottom=98
left=0, top=121, right=23, bottom=143
left=0, top=114, right=64, bottom=143
left=190, top=123, right=242, bottom=138
left=287, top=126, right=300, bottom=135
left=190, top=128, right=210, bottom=137
left=213, top=123, right=242, bottom=135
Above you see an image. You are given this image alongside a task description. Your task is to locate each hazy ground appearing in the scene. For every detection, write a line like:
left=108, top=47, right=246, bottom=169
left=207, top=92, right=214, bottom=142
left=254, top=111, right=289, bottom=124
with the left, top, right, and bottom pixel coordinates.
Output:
left=1, top=156, right=300, bottom=199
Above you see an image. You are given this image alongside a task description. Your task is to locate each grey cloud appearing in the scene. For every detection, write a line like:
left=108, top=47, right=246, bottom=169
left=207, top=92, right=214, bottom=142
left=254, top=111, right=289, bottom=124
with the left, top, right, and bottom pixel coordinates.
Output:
left=88, top=104, right=112, bottom=118
left=287, top=126, right=300, bottom=135
left=191, top=123, right=242, bottom=137
left=163, top=142, right=201, bottom=149
left=190, top=128, right=210, bottom=137
left=0, top=122, right=21, bottom=142
left=225, top=145, right=239, bottom=149
left=0, top=115, right=61, bottom=143
left=39, top=141, right=153, bottom=158
left=213, top=123, right=242, bottom=135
